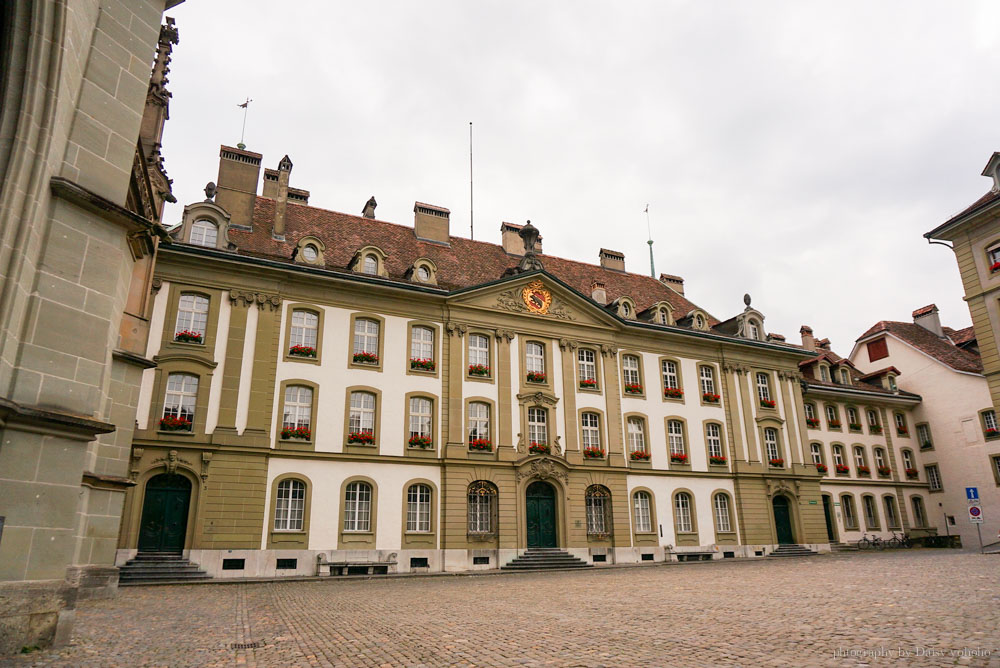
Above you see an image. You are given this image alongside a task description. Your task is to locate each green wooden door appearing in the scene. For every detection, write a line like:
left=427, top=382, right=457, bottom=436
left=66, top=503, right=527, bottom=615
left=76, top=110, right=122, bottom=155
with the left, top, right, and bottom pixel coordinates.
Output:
left=772, top=496, right=794, bottom=545
left=822, top=496, right=836, bottom=541
left=138, top=474, right=191, bottom=553
left=526, top=481, right=557, bottom=548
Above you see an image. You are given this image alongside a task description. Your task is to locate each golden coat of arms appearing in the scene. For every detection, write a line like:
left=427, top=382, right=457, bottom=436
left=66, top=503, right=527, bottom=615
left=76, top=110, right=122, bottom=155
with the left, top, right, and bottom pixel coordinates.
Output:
left=521, top=280, right=552, bottom=314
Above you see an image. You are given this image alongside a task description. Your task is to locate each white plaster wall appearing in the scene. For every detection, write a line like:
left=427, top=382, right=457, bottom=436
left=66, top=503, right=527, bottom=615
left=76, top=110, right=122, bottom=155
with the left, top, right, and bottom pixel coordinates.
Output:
left=235, top=305, right=258, bottom=434
left=205, top=296, right=230, bottom=433
left=821, top=482, right=922, bottom=541
left=135, top=281, right=169, bottom=429
left=508, top=336, right=520, bottom=440
left=626, top=474, right=736, bottom=547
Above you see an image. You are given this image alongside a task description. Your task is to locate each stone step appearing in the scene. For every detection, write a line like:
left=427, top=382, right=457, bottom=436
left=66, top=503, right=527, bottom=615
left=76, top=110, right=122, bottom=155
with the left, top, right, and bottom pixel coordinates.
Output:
left=769, top=544, right=818, bottom=558
left=502, top=548, right=592, bottom=570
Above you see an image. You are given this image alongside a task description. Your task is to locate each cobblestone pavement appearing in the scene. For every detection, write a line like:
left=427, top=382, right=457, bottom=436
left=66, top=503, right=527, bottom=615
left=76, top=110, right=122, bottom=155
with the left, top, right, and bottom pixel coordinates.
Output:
left=7, top=551, right=1000, bottom=667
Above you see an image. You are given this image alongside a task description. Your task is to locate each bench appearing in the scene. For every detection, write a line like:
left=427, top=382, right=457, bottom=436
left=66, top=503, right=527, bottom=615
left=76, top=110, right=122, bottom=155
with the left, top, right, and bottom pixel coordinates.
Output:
left=675, top=552, right=714, bottom=562
left=316, top=553, right=397, bottom=576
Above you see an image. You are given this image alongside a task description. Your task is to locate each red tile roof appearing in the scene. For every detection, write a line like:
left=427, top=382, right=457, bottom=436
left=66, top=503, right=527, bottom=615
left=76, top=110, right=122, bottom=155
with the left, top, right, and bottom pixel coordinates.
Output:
left=856, top=321, right=983, bottom=374
left=859, top=366, right=901, bottom=380
left=933, top=190, right=1000, bottom=232
left=946, top=325, right=977, bottom=347
left=911, top=304, right=937, bottom=318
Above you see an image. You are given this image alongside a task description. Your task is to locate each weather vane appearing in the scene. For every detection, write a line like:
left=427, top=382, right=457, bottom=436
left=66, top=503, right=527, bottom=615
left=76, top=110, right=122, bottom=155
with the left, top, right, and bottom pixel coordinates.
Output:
left=237, top=97, right=252, bottom=149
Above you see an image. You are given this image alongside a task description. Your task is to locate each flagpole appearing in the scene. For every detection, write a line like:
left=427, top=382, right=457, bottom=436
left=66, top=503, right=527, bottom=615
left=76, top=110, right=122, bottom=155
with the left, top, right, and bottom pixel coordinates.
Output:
left=238, top=97, right=252, bottom=149
left=646, top=204, right=655, bottom=278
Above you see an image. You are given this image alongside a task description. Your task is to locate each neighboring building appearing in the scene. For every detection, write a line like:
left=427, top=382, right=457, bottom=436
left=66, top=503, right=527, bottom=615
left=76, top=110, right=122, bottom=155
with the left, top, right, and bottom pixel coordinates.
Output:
left=0, top=2, right=178, bottom=653
left=850, top=305, right=999, bottom=548
left=117, top=145, right=945, bottom=580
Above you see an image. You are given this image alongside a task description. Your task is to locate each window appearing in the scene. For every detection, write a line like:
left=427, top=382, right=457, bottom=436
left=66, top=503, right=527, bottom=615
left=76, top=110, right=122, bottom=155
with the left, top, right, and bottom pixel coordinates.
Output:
left=825, top=405, right=838, bottom=426
left=343, top=481, right=372, bottom=532
left=581, top=412, right=601, bottom=449
left=820, top=366, right=829, bottom=382
left=290, top=310, right=318, bottom=350
left=353, top=318, right=379, bottom=356
left=902, top=449, right=914, bottom=470
left=926, top=464, right=942, bottom=491
left=468, top=402, right=490, bottom=444
left=894, top=413, right=906, bottom=431
left=984, top=409, right=998, bottom=433
left=586, top=485, right=611, bottom=535
left=620, top=301, right=632, bottom=318
left=888, top=375, right=897, bottom=391
left=874, top=447, right=886, bottom=469
left=174, top=293, right=209, bottom=339
left=469, top=334, right=490, bottom=368
left=362, top=254, right=378, bottom=275
left=911, top=496, right=926, bottom=527
left=674, top=492, right=693, bottom=533
left=993, top=455, right=1000, bottom=484
left=526, top=342, right=545, bottom=375
left=840, top=368, right=850, bottom=384
left=842, top=495, right=857, bottom=529
left=810, top=443, right=822, bottom=464
left=863, top=496, right=879, bottom=528
left=301, top=244, right=318, bottom=262
left=633, top=491, right=652, bottom=533
left=406, top=484, right=431, bottom=533
left=626, top=417, right=646, bottom=455
left=867, top=409, right=879, bottom=427
left=916, top=423, right=932, bottom=448
left=577, top=349, right=597, bottom=387
left=989, top=244, right=1000, bottom=268
left=854, top=446, right=866, bottom=469
left=661, top=360, right=679, bottom=390
left=163, top=373, right=198, bottom=426
left=408, top=397, right=432, bottom=441
left=847, top=407, right=859, bottom=426
left=468, top=481, right=497, bottom=534
left=714, top=494, right=732, bottom=533
left=695, top=314, right=705, bottom=329
left=867, top=338, right=888, bottom=362
left=700, top=366, right=716, bottom=396
left=804, top=403, right=815, bottom=420
left=282, top=385, right=313, bottom=432
left=527, top=407, right=548, bottom=445
left=884, top=496, right=899, bottom=528
left=410, top=326, right=434, bottom=362
left=657, top=309, right=669, bottom=325
left=756, top=372, right=771, bottom=402
left=748, top=320, right=760, bottom=340
left=190, top=219, right=218, bottom=247
left=416, top=265, right=431, bottom=282
left=833, top=445, right=845, bottom=466
left=706, top=423, right=723, bottom=458
left=668, top=420, right=685, bottom=455
left=764, top=427, right=779, bottom=461
left=622, top=355, right=641, bottom=387
left=274, top=479, right=305, bottom=531
left=349, top=391, right=376, bottom=435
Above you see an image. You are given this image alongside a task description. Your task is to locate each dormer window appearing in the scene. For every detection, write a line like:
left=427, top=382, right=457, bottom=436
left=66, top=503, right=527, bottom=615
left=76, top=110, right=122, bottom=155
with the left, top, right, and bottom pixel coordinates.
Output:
left=617, top=298, right=636, bottom=319
left=748, top=320, right=760, bottom=340
left=840, top=368, right=850, bottom=385
left=622, top=303, right=631, bottom=317
left=302, top=244, right=319, bottom=262
left=888, top=375, right=897, bottom=391
left=695, top=314, right=705, bottom=329
left=657, top=309, right=668, bottom=325
left=363, top=254, right=378, bottom=275
left=417, top=266, right=430, bottom=281
left=820, top=365, right=829, bottom=382
left=190, top=219, right=218, bottom=247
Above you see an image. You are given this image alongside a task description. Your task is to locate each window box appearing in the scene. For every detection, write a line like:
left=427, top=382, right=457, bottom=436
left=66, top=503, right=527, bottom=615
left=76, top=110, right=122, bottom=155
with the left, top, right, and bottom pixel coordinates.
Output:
left=468, top=364, right=490, bottom=377
left=760, top=399, right=776, bottom=409
left=877, top=465, right=892, bottom=477
left=868, top=425, right=883, bottom=434
left=896, top=426, right=908, bottom=436
left=768, top=457, right=784, bottom=468
left=835, top=464, right=850, bottom=475
left=583, top=446, right=605, bottom=459
left=985, top=428, right=999, bottom=440
left=528, top=442, right=550, bottom=455
left=828, top=420, right=841, bottom=429
left=992, top=261, right=1000, bottom=273
left=630, top=450, right=651, bottom=461
left=469, top=439, right=493, bottom=452
left=288, top=345, right=316, bottom=358
left=709, top=455, right=727, bottom=466
left=347, top=431, right=375, bottom=445
left=702, top=393, right=720, bottom=403
left=905, top=468, right=919, bottom=480
left=408, top=435, right=433, bottom=449
left=663, top=387, right=684, bottom=399
left=579, top=378, right=598, bottom=390
left=174, top=330, right=203, bottom=344
left=920, top=440, right=933, bottom=450
left=410, top=358, right=435, bottom=372
left=353, top=352, right=379, bottom=365
left=624, top=383, right=643, bottom=395
left=805, top=417, right=820, bottom=428
left=848, top=423, right=863, bottom=432
left=526, top=371, right=546, bottom=383
left=281, top=426, right=311, bottom=440
left=857, top=465, right=871, bottom=476
left=670, top=453, right=689, bottom=464
left=815, top=463, right=828, bottom=474
left=159, top=416, right=192, bottom=431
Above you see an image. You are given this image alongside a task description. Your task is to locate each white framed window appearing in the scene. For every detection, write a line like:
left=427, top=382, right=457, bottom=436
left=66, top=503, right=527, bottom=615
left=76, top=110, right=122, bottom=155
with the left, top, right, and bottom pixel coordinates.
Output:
left=578, top=349, right=597, bottom=384
left=416, top=265, right=431, bottom=282
left=926, top=465, right=942, bottom=491
left=916, top=423, right=932, bottom=446
left=362, top=254, right=378, bottom=275
left=756, top=372, right=771, bottom=402
left=902, top=450, right=914, bottom=470
left=408, top=397, right=432, bottom=439
left=301, top=244, right=318, bottom=262
left=406, top=484, right=431, bottom=533
left=633, top=491, right=652, bottom=533
left=668, top=419, right=685, bottom=455
left=348, top=391, right=376, bottom=434
left=748, top=320, right=760, bottom=340
left=527, top=407, right=548, bottom=444
left=764, top=427, right=779, bottom=461
left=581, top=412, right=601, bottom=449
left=468, top=402, right=490, bottom=444
left=847, top=407, right=859, bottom=425
left=695, top=314, right=705, bottom=329
left=410, top=326, right=434, bottom=361
left=863, top=496, right=878, bottom=528
left=343, top=481, right=372, bottom=532
left=622, top=355, right=640, bottom=387
left=526, top=342, right=545, bottom=374
left=811, top=442, right=822, bottom=464
left=826, top=405, right=838, bottom=425
left=874, top=448, right=886, bottom=469
left=468, top=334, right=490, bottom=367
left=833, top=445, right=845, bottom=466
left=911, top=496, right=926, bottom=527
left=867, top=409, right=879, bottom=427
left=804, top=403, right=815, bottom=420
left=282, top=385, right=312, bottom=430
left=586, top=486, right=610, bottom=534
left=290, top=310, right=318, bottom=348
left=175, top=294, right=209, bottom=338
left=841, top=496, right=857, bottom=528
left=353, top=318, right=379, bottom=355
left=700, top=366, right=716, bottom=396
left=820, top=366, right=829, bottom=382
left=468, top=481, right=496, bottom=534
left=657, top=309, right=669, bottom=325
left=626, top=417, right=646, bottom=454
left=713, top=494, right=732, bottom=533
left=661, top=360, right=679, bottom=390
left=895, top=413, right=905, bottom=429
left=190, top=219, right=218, bottom=247
left=674, top=492, right=693, bottom=533
left=840, top=368, right=850, bottom=384
left=888, top=375, right=897, bottom=391
left=273, top=479, right=305, bottom=531
left=984, top=410, right=998, bottom=431
left=854, top=446, right=866, bottom=469
left=163, top=373, right=198, bottom=424
left=884, top=496, right=899, bottom=527
left=706, top=423, right=723, bottom=458
left=621, top=301, right=632, bottom=318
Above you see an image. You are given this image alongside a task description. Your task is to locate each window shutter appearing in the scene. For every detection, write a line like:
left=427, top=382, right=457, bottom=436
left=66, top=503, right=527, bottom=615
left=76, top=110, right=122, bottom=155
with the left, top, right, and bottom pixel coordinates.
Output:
left=866, top=338, right=888, bottom=362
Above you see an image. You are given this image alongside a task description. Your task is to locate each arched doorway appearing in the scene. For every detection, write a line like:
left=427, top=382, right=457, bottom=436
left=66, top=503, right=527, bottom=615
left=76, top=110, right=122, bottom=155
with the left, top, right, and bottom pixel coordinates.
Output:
left=822, top=495, right=838, bottom=542
left=137, top=473, right=192, bottom=553
left=772, top=495, right=795, bottom=545
left=525, top=481, right=557, bottom=548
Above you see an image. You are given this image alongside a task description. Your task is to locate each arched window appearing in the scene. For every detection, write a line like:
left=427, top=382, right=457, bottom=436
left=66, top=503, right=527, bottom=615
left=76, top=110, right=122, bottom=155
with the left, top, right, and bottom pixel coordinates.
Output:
left=578, top=349, right=597, bottom=385
left=174, top=293, right=209, bottom=340
left=162, top=373, right=198, bottom=429
left=847, top=407, right=859, bottom=427
left=706, top=423, right=723, bottom=458
left=883, top=496, right=899, bottom=528
left=468, top=402, right=490, bottom=446
left=290, top=310, right=318, bottom=352
left=626, top=417, right=646, bottom=455
left=348, top=391, right=376, bottom=436
left=841, top=494, right=858, bottom=529
left=804, top=403, right=816, bottom=420
left=282, top=385, right=313, bottom=433
left=854, top=446, right=867, bottom=469
left=353, top=318, right=380, bottom=357
left=633, top=491, right=652, bottom=533
left=343, top=481, right=372, bottom=532
left=810, top=442, right=823, bottom=464
left=894, top=412, right=907, bottom=434
left=756, top=372, right=771, bottom=402
left=406, top=483, right=432, bottom=533
left=410, top=325, right=434, bottom=364
left=585, top=485, right=612, bottom=536
left=763, top=427, right=779, bottom=461
left=825, top=405, right=839, bottom=426
left=362, top=254, right=378, bottom=275
left=190, top=219, right=218, bottom=247
left=657, top=309, right=669, bottom=325
left=622, top=355, right=641, bottom=387
left=408, top=397, right=432, bottom=442
left=667, top=419, right=685, bottom=455
left=301, top=243, right=319, bottom=262
left=274, top=479, right=305, bottom=531
left=695, top=314, right=706, bottom=329
left=713, top=493, right=732, bottom=533
left=874, top=447, right=886, bottom=469
left=820, top=365, right=830, bottom=382
left=901, top=449, right=914, bottom=471
left=468, top=481, right=497, bottom=535
left=620, top=301, right=632, bottom=318
left=833, top=444, right=845, bottom=466
left=415, top=264, right=431, bottom=282
left=527, top=407, right=548, bottom=445
left=862, top=495, right=879, bottom=529
left=840, top=368, right=850, bottom=384
left=748, top=320, right=760, bottom=340
left=526, top=341, right=545, bottom=377
left=581, top=412, right=601, bottom=450
left=661, top=360, right=680, bottom=391
left=700, top=365, right=716, bottom=397
left=867, top=409, right=879, bottom=428
left=674, top=492, right=693, bottom=533
left=911, top=496, right=926, bottom=527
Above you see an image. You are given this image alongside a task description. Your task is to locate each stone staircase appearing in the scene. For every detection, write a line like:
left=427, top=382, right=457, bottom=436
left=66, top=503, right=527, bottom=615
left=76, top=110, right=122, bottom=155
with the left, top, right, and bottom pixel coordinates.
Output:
left=768, top=544, right=819, bottom=558
left=830, top=541, right=860, bottom=553
left=118, top=552, right=212, bottom=585
left=502, top=548, right=593, bottom=571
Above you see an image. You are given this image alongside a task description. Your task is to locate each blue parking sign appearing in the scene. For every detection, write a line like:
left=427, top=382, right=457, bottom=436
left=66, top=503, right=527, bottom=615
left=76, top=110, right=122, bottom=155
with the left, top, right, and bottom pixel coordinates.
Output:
left=966, top=487, right=979, bottom=500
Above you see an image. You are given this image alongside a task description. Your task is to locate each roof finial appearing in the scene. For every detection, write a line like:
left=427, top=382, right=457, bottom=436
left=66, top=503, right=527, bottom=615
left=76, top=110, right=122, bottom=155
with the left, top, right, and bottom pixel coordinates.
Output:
left=744, top=293, right=752, bottom=307
left=645, top=204, right=655, bottom=278
left=237, top=97, right=252, bottom=149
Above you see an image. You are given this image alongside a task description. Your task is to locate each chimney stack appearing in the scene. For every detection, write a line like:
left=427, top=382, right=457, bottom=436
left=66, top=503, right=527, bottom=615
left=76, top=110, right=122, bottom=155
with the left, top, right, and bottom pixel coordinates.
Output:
left=659, top=273, right=685, bottom=296
left=816, top=338, right=831, bottom=351
left=215, top=145, right=262, bottom=229
left=591, top=280, right=607, bottom=305
left=362, top=196, right=377, bottom=219
left=912, top=304, right=944, bottom=338
left=272, top=155, right=292, bottom=239
left=413, top=202, right=450, bottom=244
left=800, top=325, right=815, bottom=351
left=501, top=222, right=543, bottom=255
left=599, top=248, right=625, bottom=272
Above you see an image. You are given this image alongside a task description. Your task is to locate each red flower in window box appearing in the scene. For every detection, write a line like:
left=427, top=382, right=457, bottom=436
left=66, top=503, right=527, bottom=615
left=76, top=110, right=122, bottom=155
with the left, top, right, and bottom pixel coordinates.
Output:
left=408, top=435, right=433, bottom=449
left=985, top=428, right=999, bottom=438
left=353, top=351, right=379, bottom=365
left=828, top=420, right=842, bottom=429
left=159, top=415, right=192, bottom=431
left=709, top=455, right=727, bottom=465
left=670, top=452, right=689, bottom=464
left=624, top=383, right=643, bottom=395
left=663, top=387, right=684, bottom=399
left=805, top=417, right=820, bottom=428
left=469, top=438, right=492, bottom=451
left=857, top=465, right=871, bottom=475
left=468, top=363, right=490, bottom=377
left=760, top=399, right=776, bottom=409
left=702, top=393, right=720, bottom=403
left=630, top=450, right=651, bottom=461
left=877, top=465, right=892, bottom=476
left=769, top=457, right=784, bottom=467
left=174, top=330, right=203, bottom=344
left=905, top=468, right=919, bottom=479
left=347, top=431, right=375, bottom=445
left=896, top=426, right=908, bottom=436
left=579, top=378, right=598, bottom=389
left=583, top=446, right=605, bottom=459
left=835, top=464, right=850, bottom=474
left=410, top=358, right=435, bottom=371
left=815, top=463, right=828, bottom=473
left=868, top=425, right=883, bottom=434
left=992, top=261, right=1000, bottom=273
left=281, top=426, right=311, bottom=440
left=288, top=344, right=316, bottom=358
left=528, top=442, right=550, bottom=455
left=526, top=371, right=546, bottom=383
left=848, top=423, right=863, bottom=431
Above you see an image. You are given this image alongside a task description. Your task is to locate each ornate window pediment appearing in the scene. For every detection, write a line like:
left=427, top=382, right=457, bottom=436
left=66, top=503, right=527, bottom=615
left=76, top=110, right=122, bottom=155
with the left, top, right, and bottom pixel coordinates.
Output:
left=351, top=245, right=388, bottom=277
left=295, top=236, right=326, bottom=266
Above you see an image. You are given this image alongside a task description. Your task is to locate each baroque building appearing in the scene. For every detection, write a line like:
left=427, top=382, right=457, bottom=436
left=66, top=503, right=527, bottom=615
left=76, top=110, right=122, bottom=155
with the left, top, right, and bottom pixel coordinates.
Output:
left=117, top=146, right=942, bottom=578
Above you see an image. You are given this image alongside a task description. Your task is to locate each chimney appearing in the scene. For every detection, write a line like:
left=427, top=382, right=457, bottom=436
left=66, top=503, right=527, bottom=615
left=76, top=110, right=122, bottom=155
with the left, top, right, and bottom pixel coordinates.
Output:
left=659, top=273, right=685, bottom=296
left=287, top=187, right=309, bottom=205
left=767, top=333, right=786, bottom=342
left=262, top=168, right=279, bottom=198
left=501, top=222, right=543, bottom=255
left=912, top=304, right=944, bottom=337
left=599, top=248, right=625, bottom=272
left=272, top=155, right=292, bottom=239
left=590, top=280, right=607, bottom=305
left=816, top=338, right=831, bottom=351
left=362, top=196, right=377, bottom=219
left=800, top=325, right=815, bottom=351
left=413, top=202, right=450, bottom=244
left=215, top=145, right=262, bottom=229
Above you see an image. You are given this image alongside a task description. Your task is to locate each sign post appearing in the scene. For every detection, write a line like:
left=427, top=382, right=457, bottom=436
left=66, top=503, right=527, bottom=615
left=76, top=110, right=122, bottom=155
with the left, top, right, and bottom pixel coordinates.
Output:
left=968, top=501, right=984, bottom=553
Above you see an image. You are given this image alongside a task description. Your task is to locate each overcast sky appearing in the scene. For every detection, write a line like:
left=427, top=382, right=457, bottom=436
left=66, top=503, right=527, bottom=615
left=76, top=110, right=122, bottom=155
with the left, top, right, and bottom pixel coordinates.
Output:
left=162, top=1, right=1000, bottom=352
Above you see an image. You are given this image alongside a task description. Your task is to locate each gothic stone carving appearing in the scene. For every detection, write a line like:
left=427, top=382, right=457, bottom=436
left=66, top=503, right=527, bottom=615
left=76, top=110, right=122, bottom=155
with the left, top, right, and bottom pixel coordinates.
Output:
left=446, top=322, right=468, bottom=337
left=766, top=477, right=801, bottom=499
left=600, top=344, right=618, bottom=357
left=152, top=449, right=194, bottom=476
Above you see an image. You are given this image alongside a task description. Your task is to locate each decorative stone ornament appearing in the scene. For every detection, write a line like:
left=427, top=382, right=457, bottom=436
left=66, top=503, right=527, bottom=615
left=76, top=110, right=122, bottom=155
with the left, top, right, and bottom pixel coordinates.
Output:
left=521, top=280, right=552, bottom=314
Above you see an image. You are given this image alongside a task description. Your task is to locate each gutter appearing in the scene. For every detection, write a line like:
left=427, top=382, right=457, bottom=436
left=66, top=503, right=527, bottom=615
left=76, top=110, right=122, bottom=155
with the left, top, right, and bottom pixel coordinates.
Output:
left=801, top=382, right=921, bottom=403
left=923, top=194, right=1000, bottom=241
